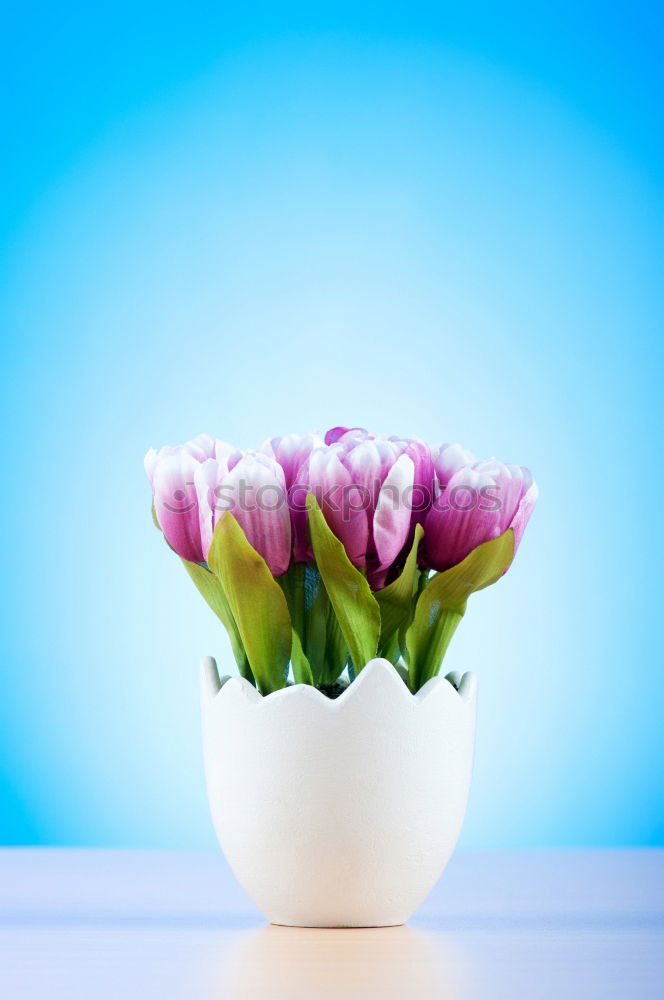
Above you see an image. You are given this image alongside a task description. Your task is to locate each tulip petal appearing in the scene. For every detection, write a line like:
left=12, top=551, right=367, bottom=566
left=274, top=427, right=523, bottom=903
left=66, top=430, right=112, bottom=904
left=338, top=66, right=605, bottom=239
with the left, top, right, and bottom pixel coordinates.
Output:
left=373, top=453, right=415, bottom=569
left=186, top=433, right=217, bottom=461
left=510, top=479, right=539, bottom=553
left=194, top=459, right=225, bottom=560
left=342, top=440, right=385, bottom=510
left=423, top=467, right=501, bottom=571
left=324, top=426, right=370, bottom=446
left=475, top=460, right=526, bottom=532
left=153, top=453, right=203, bottom=563
left=324, top=426, right=352, bottom=445
left=262, top=432, right=323, bottom=489
left=433, top=443, right=476, bottom=486
left=220, top=455, right=291, bottom=576
left=308, top=447, right=370, bottom=567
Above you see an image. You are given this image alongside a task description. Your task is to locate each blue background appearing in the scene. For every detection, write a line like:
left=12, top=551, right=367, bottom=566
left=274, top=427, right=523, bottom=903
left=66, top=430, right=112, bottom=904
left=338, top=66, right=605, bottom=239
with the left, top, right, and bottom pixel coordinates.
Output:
left=1, top=2, right=662, bottom=848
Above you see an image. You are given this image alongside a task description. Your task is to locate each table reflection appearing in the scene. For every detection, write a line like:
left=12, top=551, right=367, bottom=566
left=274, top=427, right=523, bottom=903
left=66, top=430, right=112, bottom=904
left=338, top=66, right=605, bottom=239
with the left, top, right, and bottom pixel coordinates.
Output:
left=211, top=923, right=472, bottom=999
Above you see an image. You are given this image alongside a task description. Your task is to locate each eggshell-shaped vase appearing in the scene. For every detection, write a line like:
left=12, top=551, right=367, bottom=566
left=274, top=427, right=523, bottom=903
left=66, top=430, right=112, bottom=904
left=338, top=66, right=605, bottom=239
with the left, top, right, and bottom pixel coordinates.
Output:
left=200, top=657, right=477, bottom=928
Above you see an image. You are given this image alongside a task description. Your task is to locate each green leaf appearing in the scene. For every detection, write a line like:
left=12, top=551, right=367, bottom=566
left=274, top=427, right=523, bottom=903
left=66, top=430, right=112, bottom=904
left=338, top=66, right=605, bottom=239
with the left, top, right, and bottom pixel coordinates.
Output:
left=381, top=632, right=402, bottom=666
left=321, top=602, right=348, bottom=686
left=277, top=563, right=306, bottom=640
left=306, top=493, right=380, bottom=673
left=406, top=529, right=515, bottom=691
left=408, top=608, right=464, bottom=692
left=279, top=564, right=327, bottom=684
left=278, top=563, right=347, bottom=686
left=303, top=566, right=329, bottom=683
left=290, top=628, right=314, bottom=686
left=208, top=512, right=292, bottom=695
left=180, top=558, right=254, bottom=686
left=398, top=568, right=430, bottom=665
left=374, top=524, right=424, bottom=651
left=151, top=502, right=161, bottom=531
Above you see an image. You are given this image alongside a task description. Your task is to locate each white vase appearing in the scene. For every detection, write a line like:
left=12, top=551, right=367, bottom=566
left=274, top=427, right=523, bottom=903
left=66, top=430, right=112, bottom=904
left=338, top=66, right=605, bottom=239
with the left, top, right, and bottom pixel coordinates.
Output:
left=200, top=656, right=477, bottom=928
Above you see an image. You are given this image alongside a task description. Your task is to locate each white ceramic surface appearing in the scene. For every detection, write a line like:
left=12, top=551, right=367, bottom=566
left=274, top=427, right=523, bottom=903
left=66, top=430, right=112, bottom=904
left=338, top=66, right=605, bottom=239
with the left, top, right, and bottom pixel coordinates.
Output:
left=200, top=657, right=477, bottom=928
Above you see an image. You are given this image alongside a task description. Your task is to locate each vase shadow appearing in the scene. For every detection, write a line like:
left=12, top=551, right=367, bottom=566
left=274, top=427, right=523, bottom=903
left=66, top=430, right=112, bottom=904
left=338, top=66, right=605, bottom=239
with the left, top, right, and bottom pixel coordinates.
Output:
left=209, top=922, right=473, bottom=1000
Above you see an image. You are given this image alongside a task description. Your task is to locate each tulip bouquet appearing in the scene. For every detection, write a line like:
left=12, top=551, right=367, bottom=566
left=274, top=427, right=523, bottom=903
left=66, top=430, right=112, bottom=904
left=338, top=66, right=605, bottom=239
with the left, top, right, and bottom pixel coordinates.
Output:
left=145, top=427, right=537, bottom=696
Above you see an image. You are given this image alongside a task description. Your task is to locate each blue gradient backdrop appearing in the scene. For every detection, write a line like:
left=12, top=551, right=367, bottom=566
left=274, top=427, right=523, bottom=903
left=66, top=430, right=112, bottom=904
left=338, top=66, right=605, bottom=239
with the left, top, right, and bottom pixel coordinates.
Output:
left=1, top=3, right=662, bottom=848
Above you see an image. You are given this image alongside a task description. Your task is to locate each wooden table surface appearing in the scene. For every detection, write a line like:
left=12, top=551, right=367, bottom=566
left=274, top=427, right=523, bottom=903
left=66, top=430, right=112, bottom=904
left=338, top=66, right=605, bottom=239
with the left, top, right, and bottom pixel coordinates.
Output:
left=0, top=849, right=662, bottom=998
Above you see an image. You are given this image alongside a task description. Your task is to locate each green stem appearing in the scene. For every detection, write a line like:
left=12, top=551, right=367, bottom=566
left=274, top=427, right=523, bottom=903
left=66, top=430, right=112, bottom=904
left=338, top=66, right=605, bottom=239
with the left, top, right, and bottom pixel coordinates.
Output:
left=408, top=607, right=464, bottom=693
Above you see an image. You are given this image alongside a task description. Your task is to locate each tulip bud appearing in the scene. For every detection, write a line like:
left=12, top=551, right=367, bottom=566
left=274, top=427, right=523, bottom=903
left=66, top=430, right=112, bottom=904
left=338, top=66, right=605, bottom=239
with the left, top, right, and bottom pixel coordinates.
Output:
left=261, top=433, right=324, bottom=562
left=307, top=429, right=423, bottom=588
left=145, top=435, right=238, bottom=562
left=196, top=452, right=292, bottom=577
left=423, top=449, right=538, bottom=572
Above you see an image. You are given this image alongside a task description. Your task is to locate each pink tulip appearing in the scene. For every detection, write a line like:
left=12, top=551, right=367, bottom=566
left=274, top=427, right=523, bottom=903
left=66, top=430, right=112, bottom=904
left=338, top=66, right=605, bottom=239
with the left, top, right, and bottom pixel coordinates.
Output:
left=145, top=435, right=239, bottom=563
left=195, top=451, right=292, bottom=576
left=324, top=426, right=366, bottom=446
left=422, top=447, right=538, bottom=571
left=324, top=427, right=434, bottom=522
left=144, top=434, right=238, bottom=488
left=431, top=441, right=476, bottom=485
left=261, top=432, right=324, bottom=489
left=307, top=428, right=425, bottom=588
left=261, top=433, right=324, bottom=563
